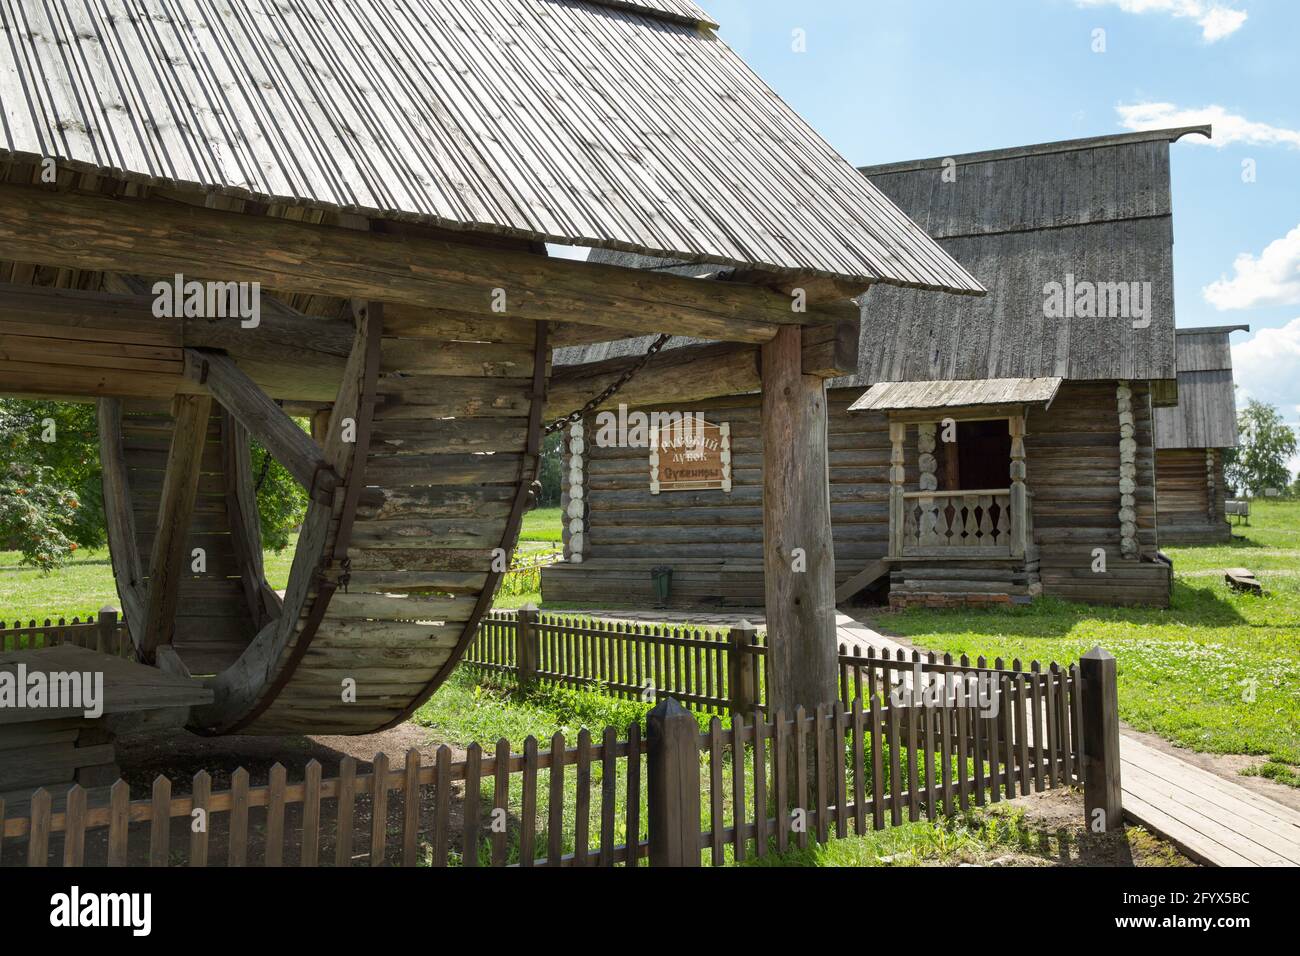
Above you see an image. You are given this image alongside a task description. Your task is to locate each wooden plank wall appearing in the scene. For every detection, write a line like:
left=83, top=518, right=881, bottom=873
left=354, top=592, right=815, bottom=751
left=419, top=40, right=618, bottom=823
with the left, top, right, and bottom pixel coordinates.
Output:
left=1156, top=448, right=1231, bottom=543
left=546, top=381, right=1170, bottom=607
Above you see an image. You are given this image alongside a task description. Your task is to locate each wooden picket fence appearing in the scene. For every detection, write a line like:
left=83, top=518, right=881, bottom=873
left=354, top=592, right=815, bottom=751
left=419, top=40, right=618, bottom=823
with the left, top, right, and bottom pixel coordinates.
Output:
left=2, top=648, right=1112, bottom=867
left=3, top=731, right=648, bottom=868
left=465, top=611, right=1083, bottom=744
left=0, top=609, right=132, bottom=658
left=465, top=610, right=744, bottom=714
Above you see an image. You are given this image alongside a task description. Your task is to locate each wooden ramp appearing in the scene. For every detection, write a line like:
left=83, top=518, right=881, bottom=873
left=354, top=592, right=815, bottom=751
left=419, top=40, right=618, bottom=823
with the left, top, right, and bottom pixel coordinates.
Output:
left=1120, top=736, right=1300, bottom=867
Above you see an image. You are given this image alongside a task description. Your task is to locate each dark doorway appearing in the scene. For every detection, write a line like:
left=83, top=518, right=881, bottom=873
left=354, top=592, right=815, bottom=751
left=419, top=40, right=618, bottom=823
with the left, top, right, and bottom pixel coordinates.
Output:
left=939, top=419, right=1011, bottom=491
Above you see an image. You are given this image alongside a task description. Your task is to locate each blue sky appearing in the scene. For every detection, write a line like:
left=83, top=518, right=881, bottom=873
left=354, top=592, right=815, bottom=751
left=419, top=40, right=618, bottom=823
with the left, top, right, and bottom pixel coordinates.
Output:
left=700, top=0, right=1300, bottom=437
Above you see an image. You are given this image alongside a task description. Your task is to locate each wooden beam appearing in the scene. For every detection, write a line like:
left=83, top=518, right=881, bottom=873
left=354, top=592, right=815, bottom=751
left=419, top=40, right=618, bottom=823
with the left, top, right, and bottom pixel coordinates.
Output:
left=760, top=326, right=838, bottom=715
left=139, top=393, right=213, bottom=663
left=96, top=399, right=146, bottom=636
left=0, top=184, right=858, bottom=344
left=834, top=558, right=891, bottom=604
left=221, top=411, right=281, bottom=627
left=0, top=282, right=350, bottom=403
left=544, top=319, right=859, bottom=418
left=183, top=349, right=337, bottom=504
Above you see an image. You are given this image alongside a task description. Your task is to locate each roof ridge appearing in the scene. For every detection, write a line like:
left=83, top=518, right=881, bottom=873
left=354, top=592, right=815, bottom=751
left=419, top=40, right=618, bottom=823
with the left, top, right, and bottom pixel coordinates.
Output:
left=860, top=126, right=1212, bottom=176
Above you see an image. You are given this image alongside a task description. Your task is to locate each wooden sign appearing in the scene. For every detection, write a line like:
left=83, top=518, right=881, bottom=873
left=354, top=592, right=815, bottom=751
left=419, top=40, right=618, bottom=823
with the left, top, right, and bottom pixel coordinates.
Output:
left=650, top=419, right=731, bottom=494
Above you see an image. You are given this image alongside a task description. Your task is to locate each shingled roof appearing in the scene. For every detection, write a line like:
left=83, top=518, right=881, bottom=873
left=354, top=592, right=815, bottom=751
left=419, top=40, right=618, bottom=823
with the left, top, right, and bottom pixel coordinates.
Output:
left=844, top=127, right=1209, bottom=388
left=1154, top=326, right=1248, bottom=450
left=560, top=128, right=1204, bottom=384
left=0, top=0, right=980, bottom=293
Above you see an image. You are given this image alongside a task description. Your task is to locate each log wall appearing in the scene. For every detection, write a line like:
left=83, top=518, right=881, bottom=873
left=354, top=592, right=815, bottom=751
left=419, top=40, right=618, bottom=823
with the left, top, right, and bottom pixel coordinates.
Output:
left=1156, top=448, right=1231, bottom=544
left=542, top=381, right=1171, bottom=607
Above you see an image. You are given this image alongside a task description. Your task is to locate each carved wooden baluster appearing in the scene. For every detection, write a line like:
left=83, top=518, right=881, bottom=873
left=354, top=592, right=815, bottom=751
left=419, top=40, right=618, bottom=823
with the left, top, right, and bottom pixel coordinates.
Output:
left=995, top=494, right=1011, bottom=546
left=962, top=494, right=978, bottom=547
left=978, top=494, right=994, bottom=545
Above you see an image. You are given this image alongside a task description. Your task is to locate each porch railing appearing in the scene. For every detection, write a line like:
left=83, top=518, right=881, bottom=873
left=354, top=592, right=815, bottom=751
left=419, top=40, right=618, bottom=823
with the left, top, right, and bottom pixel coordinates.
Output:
left=899, top=489, right=1026, bottom=557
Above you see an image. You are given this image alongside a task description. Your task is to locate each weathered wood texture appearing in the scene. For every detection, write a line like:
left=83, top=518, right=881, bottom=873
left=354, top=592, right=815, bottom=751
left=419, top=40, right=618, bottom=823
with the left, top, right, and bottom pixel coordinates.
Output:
left=0, top=1, right=984, bottom=294
left=543, top=381, right=1171, bottom=608
left=851, top=135, right=1184, bottom=387
left=0, top=281, right=350, bottom=404
left=0, top=185, right=860, bottom=346
left=1156, top=449, right=1231, bottom=544
left=103, top=400, right=258, bottom=674
left=139, top=394, right=214, bottom=662
left=4, top=647, right=1097, bottom=865
left=545, top=321, right=859, bottom=419
left=761, top=327, right=837, bottom=715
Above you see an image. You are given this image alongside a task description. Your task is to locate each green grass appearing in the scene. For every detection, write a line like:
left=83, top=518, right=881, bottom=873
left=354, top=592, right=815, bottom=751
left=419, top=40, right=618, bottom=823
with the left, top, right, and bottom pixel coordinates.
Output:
left=879, top=500, right=1300, bottom=767
left=0, top=539, right=298, bottom=623
left=520, top=507, right=562, bottom=543
left=743, top=806, right=1033, bottom=867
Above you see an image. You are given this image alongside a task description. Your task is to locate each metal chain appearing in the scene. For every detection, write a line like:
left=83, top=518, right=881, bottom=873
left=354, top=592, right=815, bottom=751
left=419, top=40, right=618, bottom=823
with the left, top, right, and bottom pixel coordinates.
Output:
left=543, top=333, right=672, bottom=436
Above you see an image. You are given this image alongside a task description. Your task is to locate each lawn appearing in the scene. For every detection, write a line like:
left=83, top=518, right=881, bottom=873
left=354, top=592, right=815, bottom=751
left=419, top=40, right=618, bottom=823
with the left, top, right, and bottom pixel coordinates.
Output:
left=0, top=506, right=565, bottom=623
left=878, top=500, right=1300, bottom=770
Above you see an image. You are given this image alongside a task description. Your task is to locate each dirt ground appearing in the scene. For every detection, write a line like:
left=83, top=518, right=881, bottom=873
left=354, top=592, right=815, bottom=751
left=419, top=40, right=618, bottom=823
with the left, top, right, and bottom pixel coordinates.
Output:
left=993, top=786, right=1193, bottom=867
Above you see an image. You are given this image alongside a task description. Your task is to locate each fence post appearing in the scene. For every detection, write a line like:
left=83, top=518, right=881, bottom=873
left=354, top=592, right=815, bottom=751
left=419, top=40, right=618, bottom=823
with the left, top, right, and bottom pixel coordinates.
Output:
left=97, top=606, right=119, bottom=655
left=647, top=697, right=701, bottom=867
left=517, top=606, right=539, bottom=688
left=727, top=622, right=758, bottom=715
left=1080, top=646, right=1122, bottom=832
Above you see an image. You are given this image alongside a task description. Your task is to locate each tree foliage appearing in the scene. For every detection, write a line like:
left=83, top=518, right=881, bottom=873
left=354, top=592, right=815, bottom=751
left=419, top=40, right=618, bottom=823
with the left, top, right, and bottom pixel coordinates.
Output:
left=0, top=398, right=308, bottom=570
left=537, top=429, right=564, bottom=507
left=1225, top=400, right=1298, bottom=497
left=251, top=434, right=308, bottom=552
left=0, top=400, right=103, bottom=571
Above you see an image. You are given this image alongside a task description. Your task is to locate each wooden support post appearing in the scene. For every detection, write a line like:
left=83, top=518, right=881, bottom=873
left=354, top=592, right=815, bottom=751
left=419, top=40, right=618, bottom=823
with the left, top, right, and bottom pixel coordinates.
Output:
left=761, top=325, right=837, bottom=717
left=647, top=698, right=702, bottom=867
left=96, top=607, right=118, bottom=656
left=727, top=622, right=759, bottom=716
left=888, top=420, right=907, bottom=558
left=517, top=607, right=539, bottom=688
left=183, top=348, right=337, bottom=504
left=140, top=393, right=212, bottom=664
left=1080, top=647, right=1122, bottom=832
left=1009, top=415, right=1028, bottom=558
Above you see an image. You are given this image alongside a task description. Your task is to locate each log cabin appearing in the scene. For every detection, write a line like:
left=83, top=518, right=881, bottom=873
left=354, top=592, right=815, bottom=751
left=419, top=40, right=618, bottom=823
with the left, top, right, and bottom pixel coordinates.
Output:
left=1153, top=326, right=1248, bottom=543
left=0, top=0, right=982, bottom=735
left=544, top=127, right=1213, bottom=610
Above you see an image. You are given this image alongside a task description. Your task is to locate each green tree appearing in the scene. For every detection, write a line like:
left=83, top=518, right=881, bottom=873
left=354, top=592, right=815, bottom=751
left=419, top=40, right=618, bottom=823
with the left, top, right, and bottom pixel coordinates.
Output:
left=251, top=431, right=309, bottom=553
left=1225, top=400, right=1298, bottom=497
left=0, top=400, right=101, bottom=571
left=537, top=429, right=564, bottom=507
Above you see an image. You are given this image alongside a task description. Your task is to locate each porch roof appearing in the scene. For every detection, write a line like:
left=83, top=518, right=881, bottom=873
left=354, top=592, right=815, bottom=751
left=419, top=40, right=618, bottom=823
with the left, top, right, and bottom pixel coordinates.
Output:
left=848, top=377, right=1063, bottom=412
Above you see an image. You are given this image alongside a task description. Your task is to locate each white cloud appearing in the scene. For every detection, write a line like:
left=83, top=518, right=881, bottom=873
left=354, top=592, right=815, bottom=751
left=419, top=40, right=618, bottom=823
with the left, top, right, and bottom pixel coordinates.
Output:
left=1116, top=103, right=1300, bottom=149
left=1075, top=0, right=1248, bottom=41
left=1232, top=321, right=1300, bottom=476
left=1204, top=226, right=1300, bottom=310
left=1233, top=319, right=1300, bottom=415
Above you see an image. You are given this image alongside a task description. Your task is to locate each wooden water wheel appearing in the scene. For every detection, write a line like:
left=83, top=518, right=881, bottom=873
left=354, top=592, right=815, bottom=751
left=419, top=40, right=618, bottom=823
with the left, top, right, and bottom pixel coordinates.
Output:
left=97, top=303, right=548, bottom=735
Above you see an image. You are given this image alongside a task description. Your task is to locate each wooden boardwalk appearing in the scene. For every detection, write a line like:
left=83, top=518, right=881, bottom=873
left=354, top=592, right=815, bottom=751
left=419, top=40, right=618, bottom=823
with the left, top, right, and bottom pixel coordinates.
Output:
left=1121, top=736, right=1300, bottom=867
